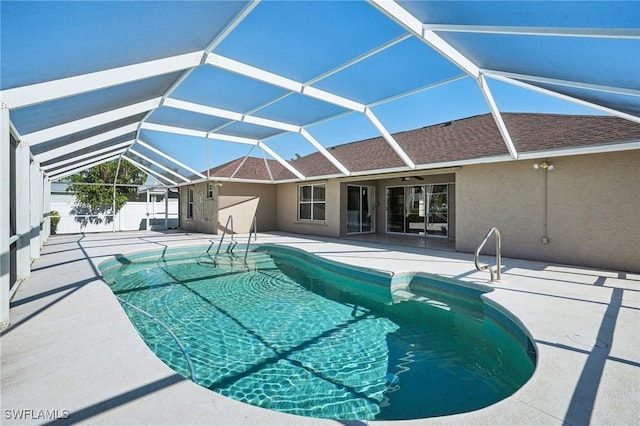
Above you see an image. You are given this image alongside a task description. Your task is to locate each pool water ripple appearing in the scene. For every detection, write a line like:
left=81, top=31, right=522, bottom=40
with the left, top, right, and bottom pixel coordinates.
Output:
left=101, top=246, right=535, bottom=420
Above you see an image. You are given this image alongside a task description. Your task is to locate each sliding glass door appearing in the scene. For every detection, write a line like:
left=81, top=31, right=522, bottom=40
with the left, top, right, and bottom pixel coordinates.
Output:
left=406, top=185, right=426, bottom=235
left=426, top=185, right=448, bottom=236
left=386, top=184, right=448, bottom=237
left=347, top=185, right=375, bottom=234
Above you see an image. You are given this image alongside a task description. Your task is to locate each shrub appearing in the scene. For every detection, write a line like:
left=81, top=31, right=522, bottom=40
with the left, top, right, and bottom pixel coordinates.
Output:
left=50, top=210, right=60, bottom=235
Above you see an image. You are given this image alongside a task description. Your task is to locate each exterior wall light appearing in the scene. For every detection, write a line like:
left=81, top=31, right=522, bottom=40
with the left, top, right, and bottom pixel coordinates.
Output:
left=533, top=161, right=554, bottom=171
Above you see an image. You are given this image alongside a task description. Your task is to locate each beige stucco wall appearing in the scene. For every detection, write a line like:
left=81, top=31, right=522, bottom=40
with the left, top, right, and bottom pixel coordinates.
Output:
left=218, top=182, right=277, bottom=233
left=180, top=182, right=277, bottom=235
left=179, top=182, right=218, bottom=234
left=276, top=180, right=341, bottom=237
left=456, top=150, right=640, bottom=272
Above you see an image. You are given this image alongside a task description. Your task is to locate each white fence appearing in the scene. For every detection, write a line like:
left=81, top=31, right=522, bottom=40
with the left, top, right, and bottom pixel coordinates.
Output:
left=51, top=200, right=179, bottom=234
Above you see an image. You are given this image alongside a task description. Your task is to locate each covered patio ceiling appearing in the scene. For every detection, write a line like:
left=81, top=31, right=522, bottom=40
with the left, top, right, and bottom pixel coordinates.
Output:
left=2, top=1, right=639, bottom=185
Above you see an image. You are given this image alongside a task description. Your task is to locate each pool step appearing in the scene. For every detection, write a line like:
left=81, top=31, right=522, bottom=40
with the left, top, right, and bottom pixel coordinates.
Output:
left=197, top=252, right=275, bottom=271
left=391, top=288, right=451, bottom=311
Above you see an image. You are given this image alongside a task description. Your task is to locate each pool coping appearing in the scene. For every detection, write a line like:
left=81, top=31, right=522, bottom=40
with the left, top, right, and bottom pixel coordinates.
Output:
left=1, top=230, right=638, bottom=425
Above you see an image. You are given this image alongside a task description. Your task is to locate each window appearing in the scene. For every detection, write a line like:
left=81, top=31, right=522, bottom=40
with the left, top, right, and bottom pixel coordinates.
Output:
left=187, top=188, right=194, bottom=219
left=207, top=183, right=214, bottom=199
left=298, top=184, right=325, bottom=221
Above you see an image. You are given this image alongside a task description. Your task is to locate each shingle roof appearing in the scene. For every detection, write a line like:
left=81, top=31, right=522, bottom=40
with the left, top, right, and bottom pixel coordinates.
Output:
left=503, top=113, right=640, bottom=152
left=204, top=156, right=296, bottom=181
left=205, top=113, right=640, bottom=181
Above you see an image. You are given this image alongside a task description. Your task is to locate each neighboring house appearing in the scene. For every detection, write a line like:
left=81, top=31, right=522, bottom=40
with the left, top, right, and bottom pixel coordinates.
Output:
left=178, top=113, right=640, bottom=272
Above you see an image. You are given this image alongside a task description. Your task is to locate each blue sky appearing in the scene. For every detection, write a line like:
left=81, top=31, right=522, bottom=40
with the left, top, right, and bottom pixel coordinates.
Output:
left=2, top=0, right=636, bottom=180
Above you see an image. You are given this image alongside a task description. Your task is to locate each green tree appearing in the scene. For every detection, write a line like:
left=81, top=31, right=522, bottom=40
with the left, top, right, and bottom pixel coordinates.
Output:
left=66, top=160, right=147, bottom=226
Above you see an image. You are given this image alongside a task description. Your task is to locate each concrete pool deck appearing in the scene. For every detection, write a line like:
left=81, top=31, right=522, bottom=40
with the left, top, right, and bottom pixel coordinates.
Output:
left=1, top=230, right=638, bottom=425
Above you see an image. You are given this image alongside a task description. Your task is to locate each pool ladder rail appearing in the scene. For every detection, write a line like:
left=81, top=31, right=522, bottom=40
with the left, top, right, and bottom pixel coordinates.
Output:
left=213, top=215, right=237, bottom=260
left=474, top=227, right=502, bottom=283
left=213, top=215, right=257, bottom=263
left=116, top=296, right=197, bottom=382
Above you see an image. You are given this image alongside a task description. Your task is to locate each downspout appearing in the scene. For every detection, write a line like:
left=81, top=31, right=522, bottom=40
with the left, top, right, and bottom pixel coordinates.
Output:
left=542, top=165, right=549, bottom=243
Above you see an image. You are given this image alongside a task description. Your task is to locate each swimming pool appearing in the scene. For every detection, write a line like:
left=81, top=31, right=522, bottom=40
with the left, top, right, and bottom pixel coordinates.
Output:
left=100, top=244, right=535, bottom=420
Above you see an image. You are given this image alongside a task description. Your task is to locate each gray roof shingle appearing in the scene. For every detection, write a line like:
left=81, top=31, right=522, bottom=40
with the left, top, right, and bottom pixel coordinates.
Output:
left=204, top=113, right=640, bottom=181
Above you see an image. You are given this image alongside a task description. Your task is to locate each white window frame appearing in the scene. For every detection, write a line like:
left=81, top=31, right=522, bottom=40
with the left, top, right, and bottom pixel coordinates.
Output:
left=207, top=183, right=214, bottom=199
left=298, top=183, right=326, bottom=222
left=187, top=188, right=194, bottom=219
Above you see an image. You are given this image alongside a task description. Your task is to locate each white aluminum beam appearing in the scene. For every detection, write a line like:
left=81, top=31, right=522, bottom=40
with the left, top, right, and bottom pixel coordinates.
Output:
left=301, top=86, right=366, bottom=112
left=206, top=1, right=261, bottom=52
left=122, top=155, right=175, bottom=186
left=205, top=53, right=366, bottom=112
left=48, top=149, right=127, bottom=177
left=135, top=139, right=206, bottom=179
left=23, top=98, right=161, bottom=146
left=15, top=139, right=31, bottom=280
left=233, top=34, right=413, bottom=125
left=481, top=69, right=640, bottom=97
left=483, top=72, right=640, bottom=124
left=41, top=140, right=134, bottom=171
left=243, top=115, right=300, bottom=133
left=1, top=107, right=10, bottom=322
left=142, top=122, right=260, bottom=145
left=163, top=97, right=300, bottom=132
left=1, top=52, right=203, bottom=109
left=128, top=148, right=191, bottom=183
left=50, top=154, right=122, bottom=181
left=299, top=129, right=351, bottom=176
left=230, top=146, right=257, bottom=179
left=34, top=123, right=138, bottom=163
left=423, top=24, right=640, bottom=39
left=364, top=107, right=416, bottom=169
left=207, top=132, right=259, bottom=145
left=140, top=122, right=207, bottom=138
left=140, top=2, right=260, bottom=138
left=516, top=140, right=640, bottom=159
left=257, top=141, right=305, bottom=180
left=261, top=148, right=275, bottom=182
left=163, top=98, right=242, bottom=121
left=307, top=33, right=413, bottom=85
left=368, top=74, right=468, bottom=108
left=369, top=0, right=479, bottom=78
left=207, top=53, right=303, bottom=92
left=15, top=140, right=31, bottom=272
left=29, top=158, right=42, bottom=260
left=478, top=74, right=519, bottom=159
left=41, top=176, right=51, bottom=243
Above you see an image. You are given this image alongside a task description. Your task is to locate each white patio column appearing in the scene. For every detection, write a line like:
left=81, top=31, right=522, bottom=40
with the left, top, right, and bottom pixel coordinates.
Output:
left=0, top=105, right=10, bottom=323
left=30, top=158, right=42, bottom=260
left=16, top=138, right=31, bottom=279
left=146, top=190, right=150, bottom=231
left=165, top=188, right=169, bottom=230
left=41, top=176, right=51, bottom=242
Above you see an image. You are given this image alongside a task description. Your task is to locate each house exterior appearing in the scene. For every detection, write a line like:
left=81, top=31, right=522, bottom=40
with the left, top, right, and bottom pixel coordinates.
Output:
left=178, top=113, right=640, bottom=272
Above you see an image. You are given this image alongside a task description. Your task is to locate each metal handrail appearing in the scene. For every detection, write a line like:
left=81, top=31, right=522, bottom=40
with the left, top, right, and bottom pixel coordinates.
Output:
left=243, top=215, right=257, bottom=262
left=214, top=215, right=234, bottom=259
left=474, top=227, right=501, bottom=282
left=117, top=296, right=196, bottom=382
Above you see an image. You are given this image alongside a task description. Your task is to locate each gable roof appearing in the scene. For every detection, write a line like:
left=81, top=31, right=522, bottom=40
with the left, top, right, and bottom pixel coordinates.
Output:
left=204, top=156, right=297, bottom=181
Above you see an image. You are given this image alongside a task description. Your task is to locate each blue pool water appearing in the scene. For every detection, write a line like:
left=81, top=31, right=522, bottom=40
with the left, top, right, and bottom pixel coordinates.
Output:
left=100, top=244, right=535, bottom=420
